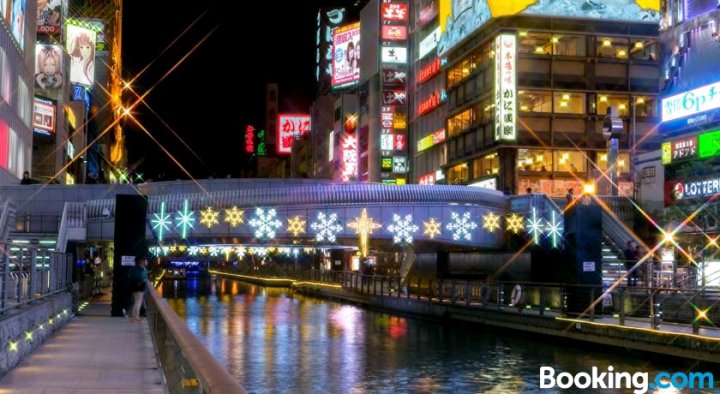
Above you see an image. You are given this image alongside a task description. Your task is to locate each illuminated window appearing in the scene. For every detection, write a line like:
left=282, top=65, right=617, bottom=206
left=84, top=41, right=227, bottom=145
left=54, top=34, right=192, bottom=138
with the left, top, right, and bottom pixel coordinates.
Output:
left=597, top=94, right=630, bottom=116
left=630, top=39, right=656, bottom=61
left=519, top=90, right=552, bottom=113
left=634, top=96, right=657, bottom=117
left=553, top=35, right=586, bottom=57
left=553, top=92, right=585, bottom=114
left=473, top=152, right=499, bottom=178
left=519, top=33, right=552, bottom=55
left=596, top=37, right=628, bottom=59
left=447, top=43, right=490, bottom=89
left=517, top=149, right=552, bottom=172
left=447, top=163, right=469, bottom=184
left=447, top=108, right=476, bottom=138
left=553, top=151, right=586, bottom=173
left=596, top=152, right=629, bottom=175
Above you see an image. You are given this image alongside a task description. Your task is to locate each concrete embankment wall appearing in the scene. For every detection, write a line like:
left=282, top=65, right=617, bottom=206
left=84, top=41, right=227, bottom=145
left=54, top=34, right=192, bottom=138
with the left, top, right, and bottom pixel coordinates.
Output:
left=0, top=293, right=73, bottom=377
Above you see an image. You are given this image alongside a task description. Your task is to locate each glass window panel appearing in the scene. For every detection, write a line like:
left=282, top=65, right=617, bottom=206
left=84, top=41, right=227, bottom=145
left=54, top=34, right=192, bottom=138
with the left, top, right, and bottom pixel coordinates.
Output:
left=553, top=35, right=586, bottom=56
left=634, top=96, right=657, bottom=117
left=448, top=163, right=469, bottom=184
left=596, top=152, right=629, bottom=175
left=519, top=32, right=552, bottom=55
left=517, top=149, right=552, bottom=172
left=519, top=90, right=552, bottom=113
left=596, top=37, right=629, bottom=59
left=597, top=94, right=630, bottom=116
left=553, top=150, right=586, bottom=173
left=553, top=92, right=585, bottom=114
left=629, top=39, right=657, bottom=61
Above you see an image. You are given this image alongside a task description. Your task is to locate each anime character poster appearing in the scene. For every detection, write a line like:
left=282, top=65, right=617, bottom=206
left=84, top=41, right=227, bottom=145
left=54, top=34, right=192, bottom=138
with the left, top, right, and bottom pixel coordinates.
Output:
left=37, top=0, right=63, bottom=35
left=66, top=24, right=96, bottom=86
left=332, top=21, right=360, bottom=88
left=10, top=0, right=25, bottom=49
left=35, top=44, right=63, bottom=89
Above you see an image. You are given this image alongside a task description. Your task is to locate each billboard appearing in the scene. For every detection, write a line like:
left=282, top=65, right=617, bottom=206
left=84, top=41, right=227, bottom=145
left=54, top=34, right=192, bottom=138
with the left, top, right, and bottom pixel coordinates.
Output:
left=35, top=44, right=63, bottom=89
left=381, top=47, right=407, bottom=64
left=66, top=24, right=96, bottom=86
left=332, top=22, right=360, bottom=88
left=437, top=0, right=660, bottom=55
left=381, top=25, right=407, bottom=41
left=10, top=0, right=25, bottom=49
left=383, top=90, right=406, bottom=105
left=381, top=69, right=407, bottom=86
left=37, top=0, right=63, bottom=35
left=33, top=97, right=56, bottom=135
left=277, top=114, right=311, bottom=154
left=419, top=26, right=441, bottom=59
left=381, top=3, right=408, bottom=21
left=317, top=8, right=348, bottom=89
left=661, top=81, right=720, bottom=125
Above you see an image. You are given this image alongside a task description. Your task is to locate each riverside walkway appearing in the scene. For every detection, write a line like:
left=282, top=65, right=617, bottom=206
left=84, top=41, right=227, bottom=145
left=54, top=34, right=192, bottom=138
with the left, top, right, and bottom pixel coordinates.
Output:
left=0, top=291, right=166, bottom=394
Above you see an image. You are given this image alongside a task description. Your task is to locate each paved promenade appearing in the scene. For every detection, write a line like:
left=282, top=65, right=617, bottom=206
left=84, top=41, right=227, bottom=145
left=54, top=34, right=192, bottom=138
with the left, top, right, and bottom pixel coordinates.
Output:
left=0, top=292, right=167, bottom=394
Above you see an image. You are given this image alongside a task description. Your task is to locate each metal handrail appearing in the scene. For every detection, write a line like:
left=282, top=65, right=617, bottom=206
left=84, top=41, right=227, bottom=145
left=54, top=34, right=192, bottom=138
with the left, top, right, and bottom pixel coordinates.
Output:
left=146, top=282, right=246, bottom=393
left=57, top=202, right=87, bottom=253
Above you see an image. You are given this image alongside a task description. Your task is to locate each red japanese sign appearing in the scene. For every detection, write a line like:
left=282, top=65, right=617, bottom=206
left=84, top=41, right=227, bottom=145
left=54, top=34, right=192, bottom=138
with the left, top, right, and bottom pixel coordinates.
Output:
left=277, top=114, right=311, bottom=154
left=671, top=136, right=698, bottom=162
left=341, top=135, right=358, bottom=181
left=418, top=173, right=435, bottom=185
left=382, top=25, right=407, bottom=41
left=417, top=91, right=441, bottom=116
left=245, top=125, right=255, bottom=153
left=383, top=90, right=407, bottom=105
left=382, top=69, right=407, bottom=86
left=417, top=58, right=441, bottom=84
left=381, top=3, right=408, bottom=22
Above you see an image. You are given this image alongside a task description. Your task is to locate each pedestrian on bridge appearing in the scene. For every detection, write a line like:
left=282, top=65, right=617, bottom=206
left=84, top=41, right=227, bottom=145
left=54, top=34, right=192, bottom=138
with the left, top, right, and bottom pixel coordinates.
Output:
left=511, top=284, right=523, bottom=313
left=128, top=257, right=148, bottom=323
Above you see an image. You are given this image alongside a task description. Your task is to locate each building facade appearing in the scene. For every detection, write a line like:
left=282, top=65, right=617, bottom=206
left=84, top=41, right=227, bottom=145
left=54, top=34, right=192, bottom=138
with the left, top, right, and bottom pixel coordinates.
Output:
left=409, top=0, right=662, bottom=197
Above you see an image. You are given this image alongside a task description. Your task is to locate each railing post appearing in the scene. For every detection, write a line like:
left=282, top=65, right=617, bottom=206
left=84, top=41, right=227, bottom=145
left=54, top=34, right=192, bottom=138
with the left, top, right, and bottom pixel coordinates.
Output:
left=497, top=283, right=503, bottom=310
left=30, top=248, right=37, bottom=301
left=465, top=281, right=470, bottom=306
left=590, top=288, right=595, bottom=322
left=373, top=276, right=377, bottom=296
left=428, top=279, right=433, bottom=302
left=417, top=278, right=421, bottom=300
left=619, top=288, right=625, bottom=326
left=1, top=249, right=8, bottom=311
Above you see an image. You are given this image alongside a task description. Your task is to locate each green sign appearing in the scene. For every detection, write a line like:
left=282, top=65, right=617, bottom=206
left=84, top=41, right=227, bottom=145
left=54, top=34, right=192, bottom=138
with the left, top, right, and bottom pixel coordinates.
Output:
left=698, top=129, right=720, bottom=159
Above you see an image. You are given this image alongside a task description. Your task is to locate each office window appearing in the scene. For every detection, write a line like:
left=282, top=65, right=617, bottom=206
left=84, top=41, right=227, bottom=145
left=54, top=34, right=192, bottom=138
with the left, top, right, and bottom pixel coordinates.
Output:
left=630, top=39, right=657, bottom=61
left=596, top=37, right=629, bottom=59
left=597, top=94, right=630, bottom=116
left=447, top=108, right=475, bottom=137
left=519, top=32, right=552, bottom=55
left=447, top=163, right=469, bottom=184
left=517, top=149, right=552, bottom=172
left=519, top=90, right=552, bottom=113
left=634, top=96, right=657, bottom=117
left=473, top=152, right=499, bottom=178
left=596, top=152, right=630, bottom=175
left=553, top=35, right=586, bottom=56
left=553, top=92, right=585, bottom=114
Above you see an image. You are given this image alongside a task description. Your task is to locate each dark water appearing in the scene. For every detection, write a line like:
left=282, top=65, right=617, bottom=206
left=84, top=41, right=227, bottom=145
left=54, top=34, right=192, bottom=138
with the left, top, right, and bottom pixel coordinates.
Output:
left=161, top=278, right=709, bottom=393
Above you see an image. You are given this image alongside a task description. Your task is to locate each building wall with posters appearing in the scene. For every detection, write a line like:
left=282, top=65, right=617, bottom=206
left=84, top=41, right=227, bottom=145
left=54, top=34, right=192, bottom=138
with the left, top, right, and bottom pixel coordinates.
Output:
left=406, top=1, right=662, bottom=197
left=658, top=1, right=720, bottom=209
left=0, top=0, right=37, bottom=184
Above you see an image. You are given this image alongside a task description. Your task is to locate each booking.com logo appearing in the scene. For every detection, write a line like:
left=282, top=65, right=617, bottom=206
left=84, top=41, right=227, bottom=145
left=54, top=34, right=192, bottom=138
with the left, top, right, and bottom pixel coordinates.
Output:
left=540, top=366, right=714, bottom=393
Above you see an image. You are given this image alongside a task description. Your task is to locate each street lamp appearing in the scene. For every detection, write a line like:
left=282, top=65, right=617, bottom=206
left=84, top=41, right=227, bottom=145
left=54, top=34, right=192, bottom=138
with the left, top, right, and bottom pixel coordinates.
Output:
left=602, top=106, right=624, bottom=196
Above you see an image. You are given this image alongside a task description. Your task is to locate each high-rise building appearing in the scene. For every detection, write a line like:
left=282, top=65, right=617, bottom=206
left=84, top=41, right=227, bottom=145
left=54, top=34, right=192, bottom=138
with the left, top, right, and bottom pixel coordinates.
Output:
left=409, top=0, right=662, bottom=197
left=0, top=0, right=36, bottom=184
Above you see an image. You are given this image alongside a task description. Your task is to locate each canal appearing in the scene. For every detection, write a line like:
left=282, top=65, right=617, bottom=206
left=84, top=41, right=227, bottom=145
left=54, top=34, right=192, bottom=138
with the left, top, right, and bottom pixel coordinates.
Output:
left=160, top=277, right=704, bottom=392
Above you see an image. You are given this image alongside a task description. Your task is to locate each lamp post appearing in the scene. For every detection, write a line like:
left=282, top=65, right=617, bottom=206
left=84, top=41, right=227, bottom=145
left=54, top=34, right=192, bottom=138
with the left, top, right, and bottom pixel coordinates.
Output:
left=602, top=106, right=624, bottom=197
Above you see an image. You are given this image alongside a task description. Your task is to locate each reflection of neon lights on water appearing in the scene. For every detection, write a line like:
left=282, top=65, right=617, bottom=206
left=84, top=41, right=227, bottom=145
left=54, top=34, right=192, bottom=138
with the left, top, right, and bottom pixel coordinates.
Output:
left=170, top=261, right=200, bottom=267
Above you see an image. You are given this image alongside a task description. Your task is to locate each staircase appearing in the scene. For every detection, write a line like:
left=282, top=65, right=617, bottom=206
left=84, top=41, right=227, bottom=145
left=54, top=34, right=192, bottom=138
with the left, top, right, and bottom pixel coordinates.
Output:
left=601, top=236, right=626, bottom=284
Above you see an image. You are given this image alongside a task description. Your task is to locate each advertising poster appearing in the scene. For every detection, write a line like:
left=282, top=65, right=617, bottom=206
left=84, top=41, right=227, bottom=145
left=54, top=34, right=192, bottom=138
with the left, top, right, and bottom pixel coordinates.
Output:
left=37, top=0, right=63, bottom=35
left=33, top=97, right=56, bottom=135
left=332, top=22, right=360, bottom=88
left=66, top=23, right=96, bottom=86
left=10, top=0, right=25, bottom=49
left=35, top=44, right=63, bottom=89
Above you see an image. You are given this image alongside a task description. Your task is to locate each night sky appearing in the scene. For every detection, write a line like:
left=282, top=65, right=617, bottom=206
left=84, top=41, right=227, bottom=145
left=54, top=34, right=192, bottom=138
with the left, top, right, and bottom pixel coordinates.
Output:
left=122, top=1, right=347, bottom=180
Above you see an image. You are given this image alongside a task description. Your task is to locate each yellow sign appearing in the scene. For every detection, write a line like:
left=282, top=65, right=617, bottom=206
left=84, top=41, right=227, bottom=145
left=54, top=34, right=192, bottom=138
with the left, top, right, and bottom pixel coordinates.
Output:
left=661, top=142, right=671, bottom=165
left=393, top=113, right=407, bottom=129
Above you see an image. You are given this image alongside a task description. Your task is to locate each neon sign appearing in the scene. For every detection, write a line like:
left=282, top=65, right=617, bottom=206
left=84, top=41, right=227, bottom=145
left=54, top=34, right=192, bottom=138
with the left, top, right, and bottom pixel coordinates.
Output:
left=662, top=81, right=720, bottom=123
left=341, top=135, right=358, bottom=181
left=245, top=125, right=255, bottom=153
left=494, top=34, right=517, bottom=141
left=417, top=58, right=441, bottom=84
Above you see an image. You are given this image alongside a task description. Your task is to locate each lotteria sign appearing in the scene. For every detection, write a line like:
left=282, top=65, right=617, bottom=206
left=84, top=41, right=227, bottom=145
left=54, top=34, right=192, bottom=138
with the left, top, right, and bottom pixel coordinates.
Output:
left=665, top=177, right=720, bottom=205
left=661, top=81, right=720, bottom=131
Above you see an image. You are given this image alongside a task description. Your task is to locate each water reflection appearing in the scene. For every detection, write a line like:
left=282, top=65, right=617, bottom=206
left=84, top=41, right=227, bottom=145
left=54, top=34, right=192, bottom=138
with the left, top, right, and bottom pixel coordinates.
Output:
left=162, top=278, right=703, bottom=393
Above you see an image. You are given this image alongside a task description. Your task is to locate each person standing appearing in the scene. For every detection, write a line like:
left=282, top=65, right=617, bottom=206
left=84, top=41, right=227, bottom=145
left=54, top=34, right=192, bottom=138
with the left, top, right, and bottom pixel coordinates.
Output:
left=20, top=171, right=32, bottom=185
left=511, top=283, right=523, bottom=313
left=565, top=188, right=574, bottom=205
left=128, top=257, right=148, bottom=323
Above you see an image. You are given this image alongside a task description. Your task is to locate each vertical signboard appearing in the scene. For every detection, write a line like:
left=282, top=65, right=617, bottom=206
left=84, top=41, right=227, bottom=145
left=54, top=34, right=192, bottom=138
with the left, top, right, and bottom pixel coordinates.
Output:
left=277, top=114, right=311, bottom=154
left=317, top=8, right=347, bottom=92
left=494, top=34, right=517, bottom=141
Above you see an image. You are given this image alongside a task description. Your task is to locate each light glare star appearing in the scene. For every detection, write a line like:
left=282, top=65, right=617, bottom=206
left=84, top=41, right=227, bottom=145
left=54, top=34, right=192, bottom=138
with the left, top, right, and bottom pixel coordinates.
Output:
left=175, top=199, right=195, bottom=239
left=224, top=206, right=245, bottom=227
left=248, top=208, right=282, bottom=239
left=545, top=211, right=563, bottom=248
left=423, top=218, right=442, bottom=239
left=151, top=201, right=171, bottom=242
left=199, top=206, right=219, bottom=229
left=505, top=213, right=524, bottom=234
left=482, top=212, right=500, bottom=232
left=446, top=212, right=477, bottom=241
left=387, top=213, right=419, bottom=244
left=526, top=207, right=544, bottom=245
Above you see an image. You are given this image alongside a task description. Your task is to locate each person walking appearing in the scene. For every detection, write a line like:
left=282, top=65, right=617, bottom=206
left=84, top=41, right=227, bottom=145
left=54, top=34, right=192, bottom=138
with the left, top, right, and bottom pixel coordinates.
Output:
left=128, top=257, right=148, bottom=323
left=511, top=283, right=523, bottom=313
left=565, top=188, right=574, bottom=205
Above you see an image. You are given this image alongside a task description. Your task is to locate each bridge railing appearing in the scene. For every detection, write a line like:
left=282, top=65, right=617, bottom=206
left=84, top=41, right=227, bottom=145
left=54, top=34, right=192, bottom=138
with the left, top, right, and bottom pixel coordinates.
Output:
left=0, top=243, right=72, bottom=315
left=145, top=282, right=246, bottom=394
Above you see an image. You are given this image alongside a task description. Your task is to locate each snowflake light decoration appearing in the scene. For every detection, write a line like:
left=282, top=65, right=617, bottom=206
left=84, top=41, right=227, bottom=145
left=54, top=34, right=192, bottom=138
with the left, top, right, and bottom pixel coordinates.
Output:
left=224, top=206, right=244, bottom=227
left=505, top=213, right=524, bottom=234
left=175, top=199, right=195, bottom=239
left=287, top=215, right=306, bottom=237
left=151, top=201, right=171, bottom=242
left=199, top=207, right=219, bottom=229
left=545, top=211, right=563, bottom=248
left=248, top=208, right=282, bottom=239
left=311, top=212, right=343, bottom=243
left=188, top=246, right=200, bottom=256
left=387, top=214, right=419, bottom=244
left=423, top=218, right=441, bottom=239
left=482, top=212, right=500, bottom=232
left=526, top=207, right=545, bottom=245
left=446, top=212, right=477, bottom=241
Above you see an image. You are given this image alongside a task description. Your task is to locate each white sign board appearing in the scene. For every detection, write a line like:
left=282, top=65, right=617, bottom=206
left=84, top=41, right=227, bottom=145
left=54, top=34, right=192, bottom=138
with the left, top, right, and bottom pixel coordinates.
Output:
left=583, top=261, right=595, bottom=272
left=121, top=255, right=136, bottom=267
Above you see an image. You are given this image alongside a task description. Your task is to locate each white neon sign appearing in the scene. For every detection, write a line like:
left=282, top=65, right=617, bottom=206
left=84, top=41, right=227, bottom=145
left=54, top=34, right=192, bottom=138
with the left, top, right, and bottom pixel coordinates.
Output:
left=662, top=82, right=720, bottom=123
left=494, top=34, right=516, bottom=141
